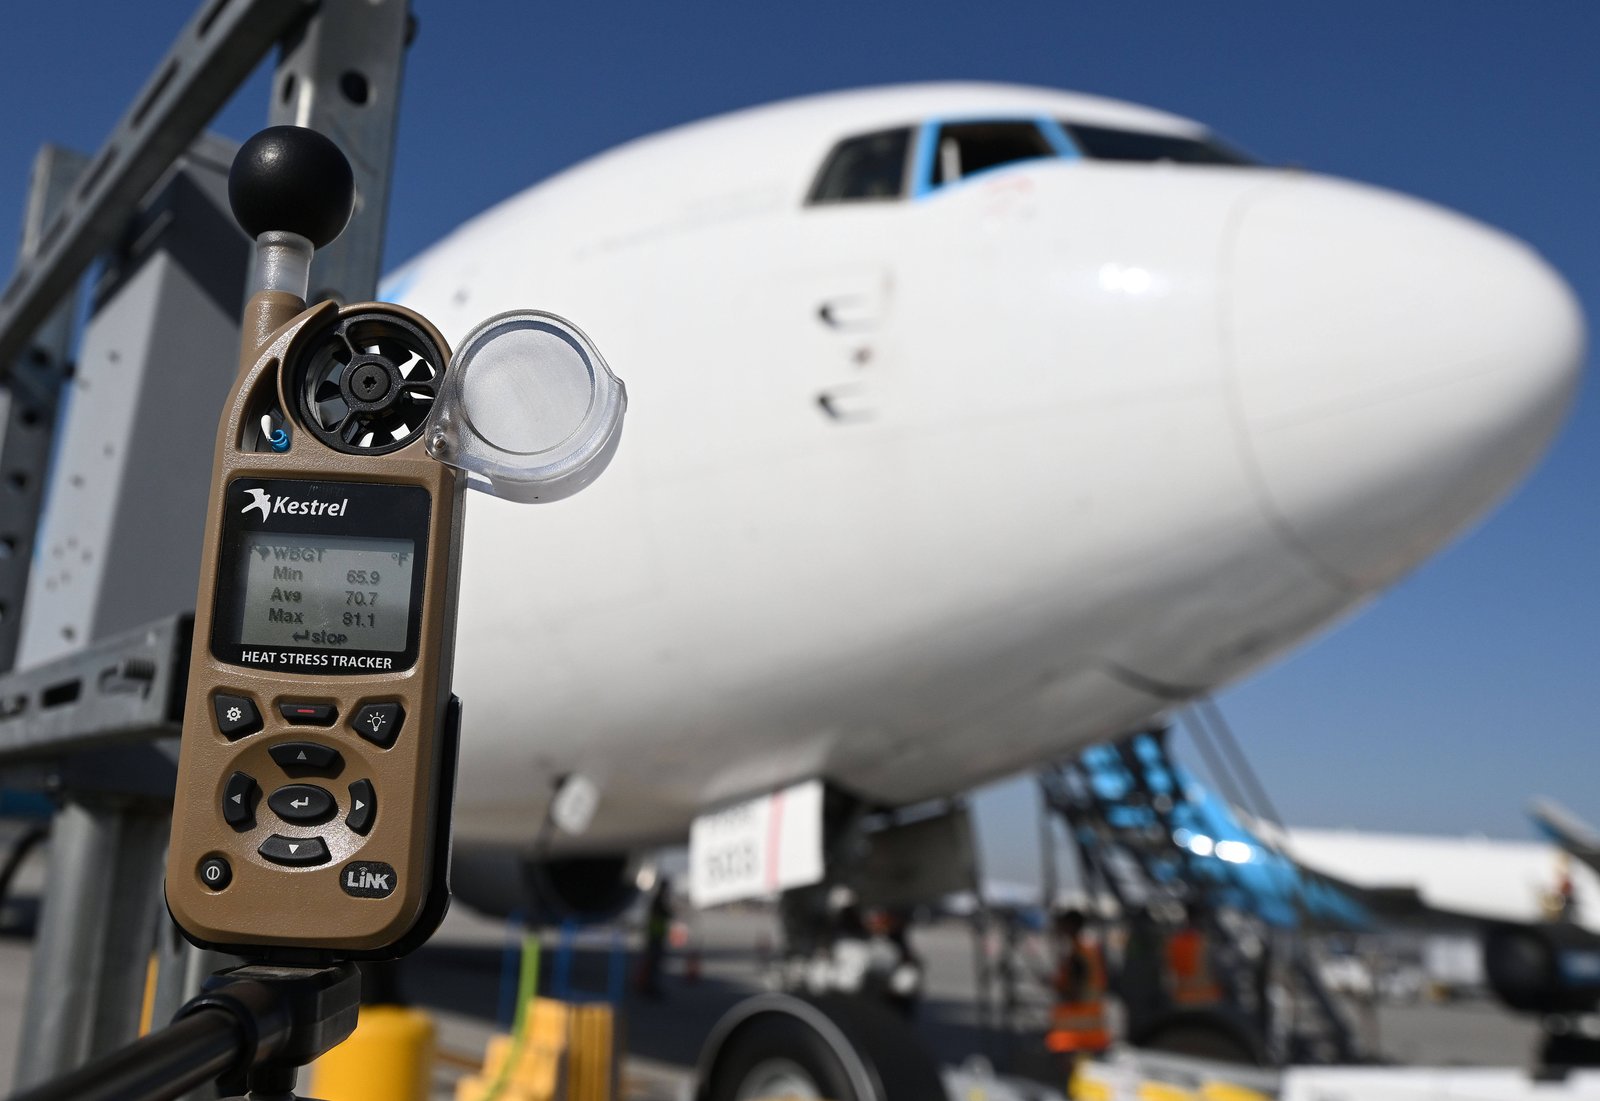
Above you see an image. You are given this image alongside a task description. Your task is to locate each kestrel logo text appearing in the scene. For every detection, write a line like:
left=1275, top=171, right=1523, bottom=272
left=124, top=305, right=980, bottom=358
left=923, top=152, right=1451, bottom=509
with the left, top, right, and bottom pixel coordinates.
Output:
left=241, top=488, right=348, bottom=521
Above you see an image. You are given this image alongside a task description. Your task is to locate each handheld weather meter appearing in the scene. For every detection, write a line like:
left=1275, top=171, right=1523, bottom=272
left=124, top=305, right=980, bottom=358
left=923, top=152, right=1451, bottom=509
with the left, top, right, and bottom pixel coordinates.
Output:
left=165, top=128, right=624, bottom=960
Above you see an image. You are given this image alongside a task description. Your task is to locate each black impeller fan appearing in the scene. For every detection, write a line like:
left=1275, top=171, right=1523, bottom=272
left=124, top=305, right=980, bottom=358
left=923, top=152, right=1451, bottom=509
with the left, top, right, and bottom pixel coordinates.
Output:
left=294, top=311, right=445, bottom=455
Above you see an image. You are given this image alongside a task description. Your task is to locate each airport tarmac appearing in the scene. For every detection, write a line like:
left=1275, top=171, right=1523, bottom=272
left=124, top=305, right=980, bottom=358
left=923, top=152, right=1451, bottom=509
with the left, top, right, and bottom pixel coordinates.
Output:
left=400, top=904, right=1544, bottom=1099
left=0, top=866, right=1550, bottom=1099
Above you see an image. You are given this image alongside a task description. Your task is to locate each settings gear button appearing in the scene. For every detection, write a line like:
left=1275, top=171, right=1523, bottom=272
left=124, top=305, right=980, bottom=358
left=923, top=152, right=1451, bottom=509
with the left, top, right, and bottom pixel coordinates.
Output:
left=212, top=693, right=262, bottom=741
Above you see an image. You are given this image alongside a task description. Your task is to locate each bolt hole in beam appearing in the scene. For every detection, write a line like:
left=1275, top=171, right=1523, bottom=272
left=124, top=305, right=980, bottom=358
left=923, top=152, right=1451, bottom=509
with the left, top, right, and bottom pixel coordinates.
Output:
left=40, top=678, right=80, bottom=708
left=130, top=61, right=179, bottom=131
left=281, top=73, right=296, bottom=105
left=339, top=71, right=370, bottom=106
left=197, top=0, right=232, bottom=38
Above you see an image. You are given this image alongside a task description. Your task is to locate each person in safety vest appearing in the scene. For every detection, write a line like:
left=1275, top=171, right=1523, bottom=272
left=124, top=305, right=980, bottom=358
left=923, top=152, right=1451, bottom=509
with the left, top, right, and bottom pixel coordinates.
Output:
left=1045, top=908, right=1111, bottom=1092
left=1165, top=902, right=1223, bottom=1007
left=634, top=877, right=675, bottom=999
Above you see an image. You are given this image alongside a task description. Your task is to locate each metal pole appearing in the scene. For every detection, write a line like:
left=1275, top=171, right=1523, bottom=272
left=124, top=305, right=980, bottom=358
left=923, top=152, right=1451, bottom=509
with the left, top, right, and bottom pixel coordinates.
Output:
left=13, top=799, right=171, bottom=1090
left=268, top=0, right=413, bottom=304
left=148, top=931, right=234, bottom=1101
left=1037, top=775, right=1058, bottom=913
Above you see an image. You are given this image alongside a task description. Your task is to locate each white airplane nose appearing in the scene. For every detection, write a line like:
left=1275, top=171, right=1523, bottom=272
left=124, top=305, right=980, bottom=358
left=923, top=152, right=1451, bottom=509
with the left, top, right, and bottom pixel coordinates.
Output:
left=1226, top=175, right=1585, bottom=591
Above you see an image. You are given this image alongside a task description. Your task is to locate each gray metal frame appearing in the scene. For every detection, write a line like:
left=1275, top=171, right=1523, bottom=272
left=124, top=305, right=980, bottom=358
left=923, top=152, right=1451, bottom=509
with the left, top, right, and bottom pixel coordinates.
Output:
left=0, top=146, right=88, bottom=674
left=0, top=0, right=316, bottom=372
left=0, top=0, right=415, bottom=1086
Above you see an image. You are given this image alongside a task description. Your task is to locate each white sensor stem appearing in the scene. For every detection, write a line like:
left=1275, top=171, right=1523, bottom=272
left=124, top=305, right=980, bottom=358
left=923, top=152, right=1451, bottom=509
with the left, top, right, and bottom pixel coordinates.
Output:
left=250, top=230, right=314, bottom=299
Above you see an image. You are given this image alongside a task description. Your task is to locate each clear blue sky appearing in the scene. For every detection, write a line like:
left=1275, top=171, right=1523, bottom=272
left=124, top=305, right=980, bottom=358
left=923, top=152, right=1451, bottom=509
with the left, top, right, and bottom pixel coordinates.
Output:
left=0, top=4, right=1596, bottom=874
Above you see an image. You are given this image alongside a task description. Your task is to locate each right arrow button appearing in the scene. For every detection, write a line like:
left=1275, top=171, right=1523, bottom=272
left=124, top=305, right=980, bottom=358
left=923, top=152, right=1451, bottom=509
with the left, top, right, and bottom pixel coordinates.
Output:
left=347, top=779, right=376, bottom=836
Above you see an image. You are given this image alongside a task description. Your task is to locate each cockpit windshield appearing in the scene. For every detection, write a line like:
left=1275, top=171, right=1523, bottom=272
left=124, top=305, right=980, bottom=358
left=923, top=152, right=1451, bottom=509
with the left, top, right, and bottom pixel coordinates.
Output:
left=928, top=121, right=1059, bottom=186
left=1060, top=123, right=1256, bottom=166
left=806, top=116, right=1257, bottom=208
left=806, top=128, right=913, bottom=204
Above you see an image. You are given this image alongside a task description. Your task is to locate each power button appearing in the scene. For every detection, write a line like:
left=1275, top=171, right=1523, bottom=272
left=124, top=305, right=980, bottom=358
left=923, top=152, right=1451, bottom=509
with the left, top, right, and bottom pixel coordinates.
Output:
left=199, top=856, right=232, bottom=891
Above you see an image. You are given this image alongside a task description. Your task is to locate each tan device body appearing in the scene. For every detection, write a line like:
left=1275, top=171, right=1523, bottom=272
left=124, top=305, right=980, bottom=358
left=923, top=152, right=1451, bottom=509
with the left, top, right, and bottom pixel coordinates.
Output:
left=165, top=295, right=465, bottom=959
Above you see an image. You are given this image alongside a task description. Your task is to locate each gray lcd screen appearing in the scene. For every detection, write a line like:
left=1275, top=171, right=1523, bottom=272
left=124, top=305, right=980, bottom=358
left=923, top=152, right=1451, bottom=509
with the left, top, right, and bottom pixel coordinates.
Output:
left=235, top=531, right=417, bottom=652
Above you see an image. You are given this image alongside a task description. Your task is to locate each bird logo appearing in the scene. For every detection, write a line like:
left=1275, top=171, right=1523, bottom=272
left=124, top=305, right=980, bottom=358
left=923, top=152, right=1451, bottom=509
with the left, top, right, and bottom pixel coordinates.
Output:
left=241, top=488, right=272, bottom=521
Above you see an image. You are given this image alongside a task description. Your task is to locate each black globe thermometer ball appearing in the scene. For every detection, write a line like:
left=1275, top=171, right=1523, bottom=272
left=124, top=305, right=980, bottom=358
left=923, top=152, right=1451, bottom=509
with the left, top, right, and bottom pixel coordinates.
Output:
left=228, top=125, right=356, bottom=248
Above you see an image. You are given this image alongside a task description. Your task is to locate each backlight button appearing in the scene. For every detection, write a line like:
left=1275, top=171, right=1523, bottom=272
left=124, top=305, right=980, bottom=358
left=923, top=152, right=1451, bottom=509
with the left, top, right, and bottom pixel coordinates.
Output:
left=350, top=702, right=404, bottom=748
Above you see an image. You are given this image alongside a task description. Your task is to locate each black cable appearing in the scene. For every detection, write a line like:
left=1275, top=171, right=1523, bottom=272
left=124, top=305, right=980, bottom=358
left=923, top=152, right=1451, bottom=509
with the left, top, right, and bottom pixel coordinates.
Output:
left=7, top=1008, right=242, bottom=1101
left=1198, top=697, right=1286, bottom=831
left=1180, top=706, right=1251, bottom=820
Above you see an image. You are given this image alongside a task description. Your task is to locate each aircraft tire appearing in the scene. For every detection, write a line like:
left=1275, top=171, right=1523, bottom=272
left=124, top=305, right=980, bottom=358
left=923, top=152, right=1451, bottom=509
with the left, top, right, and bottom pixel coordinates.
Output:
left=696, top=993, right=944, bottom=1101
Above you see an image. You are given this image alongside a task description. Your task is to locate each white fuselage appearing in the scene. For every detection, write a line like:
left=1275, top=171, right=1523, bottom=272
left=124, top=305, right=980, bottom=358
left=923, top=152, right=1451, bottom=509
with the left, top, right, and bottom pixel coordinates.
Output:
left=384, top=84, right=1584, bottom=853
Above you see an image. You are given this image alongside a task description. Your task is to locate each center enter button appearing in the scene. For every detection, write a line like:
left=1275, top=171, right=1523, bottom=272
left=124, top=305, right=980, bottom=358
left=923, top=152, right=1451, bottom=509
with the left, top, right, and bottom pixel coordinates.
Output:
left=267, top=784, right=336, bottom=824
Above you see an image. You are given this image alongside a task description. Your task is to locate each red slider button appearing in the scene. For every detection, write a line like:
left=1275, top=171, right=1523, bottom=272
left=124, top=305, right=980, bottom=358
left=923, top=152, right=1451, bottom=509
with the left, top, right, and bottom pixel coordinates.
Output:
left=278, top=702, right=338, bottom=726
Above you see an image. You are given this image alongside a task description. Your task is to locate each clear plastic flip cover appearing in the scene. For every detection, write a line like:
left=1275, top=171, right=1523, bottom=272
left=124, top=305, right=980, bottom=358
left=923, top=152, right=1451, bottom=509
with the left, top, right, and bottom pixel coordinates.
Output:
left=425, top=310, right=625, bottom=503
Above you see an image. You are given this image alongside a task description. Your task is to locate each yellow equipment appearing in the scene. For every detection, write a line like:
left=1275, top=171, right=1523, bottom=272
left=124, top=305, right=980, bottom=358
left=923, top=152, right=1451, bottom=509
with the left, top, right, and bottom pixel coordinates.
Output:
left=455, top=998, right=617, bottom=1101
left=310, top=1004, right=436, bottom=1101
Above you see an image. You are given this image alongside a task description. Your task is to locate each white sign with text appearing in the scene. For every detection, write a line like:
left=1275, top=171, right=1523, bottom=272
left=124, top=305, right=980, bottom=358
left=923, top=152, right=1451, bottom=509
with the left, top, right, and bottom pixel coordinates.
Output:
left=689, top=780, right=824, bottom=908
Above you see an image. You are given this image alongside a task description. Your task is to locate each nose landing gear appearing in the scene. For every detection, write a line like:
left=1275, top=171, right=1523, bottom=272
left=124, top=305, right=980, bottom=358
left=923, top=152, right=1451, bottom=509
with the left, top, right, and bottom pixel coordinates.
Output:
left=696, top=993, right=946, bottom=1101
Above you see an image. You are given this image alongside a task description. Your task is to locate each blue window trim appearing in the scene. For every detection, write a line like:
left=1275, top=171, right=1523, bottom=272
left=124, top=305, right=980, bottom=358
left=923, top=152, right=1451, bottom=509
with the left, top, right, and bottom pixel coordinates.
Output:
left=1039, top=117, right=1082, bottom=158
left=912, top=115, right=1081, bottom=201
left=378, top=265, right=419, bottom=304
left=911, top=120, right=940, bottom=200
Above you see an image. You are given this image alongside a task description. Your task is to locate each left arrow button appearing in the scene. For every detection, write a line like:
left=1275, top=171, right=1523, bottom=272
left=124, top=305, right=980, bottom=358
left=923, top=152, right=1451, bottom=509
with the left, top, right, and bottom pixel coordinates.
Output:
left=223, top=772, right=259, bottom=831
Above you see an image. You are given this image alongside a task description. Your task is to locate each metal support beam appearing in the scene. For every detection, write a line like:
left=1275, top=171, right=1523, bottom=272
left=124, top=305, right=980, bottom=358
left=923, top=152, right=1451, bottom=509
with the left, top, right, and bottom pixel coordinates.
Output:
left=13, top=799, right=173, bottom=1089
left=0, top=616, right=187, bottom=1089
left=0, top=146, right=88, bottom=674
left=0, top=616, right=187, bottom=763
left=0, top=0, right=316, bottom=371
left=269, top=0, right=413, bottom=303
left=17, top=140, right=245, bottom=670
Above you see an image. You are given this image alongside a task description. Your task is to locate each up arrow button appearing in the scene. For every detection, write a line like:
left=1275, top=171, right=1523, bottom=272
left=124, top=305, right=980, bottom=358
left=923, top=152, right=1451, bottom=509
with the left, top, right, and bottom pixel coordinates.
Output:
left=269, top=742, right=343, bottom=777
